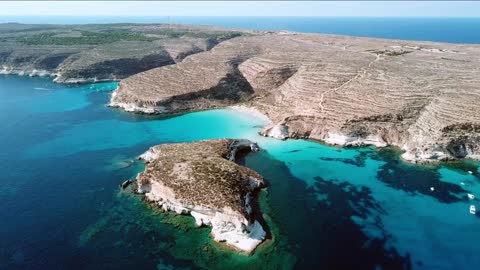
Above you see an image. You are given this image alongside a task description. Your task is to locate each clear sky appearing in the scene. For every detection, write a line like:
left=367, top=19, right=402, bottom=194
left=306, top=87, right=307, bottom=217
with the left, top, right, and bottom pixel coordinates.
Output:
left=0, top=1, right=479, bottom=17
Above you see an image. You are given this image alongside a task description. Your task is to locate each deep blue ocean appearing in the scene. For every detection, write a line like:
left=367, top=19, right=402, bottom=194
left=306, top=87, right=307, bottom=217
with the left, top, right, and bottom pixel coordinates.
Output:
left=2, top=16, right=480, bottom=43
left=0, top=17, right=480, bottom=270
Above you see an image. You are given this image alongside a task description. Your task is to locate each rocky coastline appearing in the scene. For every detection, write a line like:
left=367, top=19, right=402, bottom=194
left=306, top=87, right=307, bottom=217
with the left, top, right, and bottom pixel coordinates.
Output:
left=2, top=23, right=480, bottom=163
left=0, top=23, right=251, bottom=84
left=0, top=24, right=480, bottom=163
left=3, top=22, right=480, bottom=261
left=109, top=32, right=480, bottom=164
left=133, top=139, right=267, bottom=254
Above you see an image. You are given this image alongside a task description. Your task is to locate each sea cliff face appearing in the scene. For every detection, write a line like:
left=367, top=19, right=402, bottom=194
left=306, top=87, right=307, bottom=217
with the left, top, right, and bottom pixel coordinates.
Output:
left=110, top=33, right=480, bottom=163
left=135, top=139, right=266, bottom=254
left=0, top=23, right=249, bottom=83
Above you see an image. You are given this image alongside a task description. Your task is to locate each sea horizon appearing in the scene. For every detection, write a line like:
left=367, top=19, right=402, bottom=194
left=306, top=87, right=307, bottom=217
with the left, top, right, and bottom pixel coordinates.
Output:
left=1, top=16, right=480, bottom=44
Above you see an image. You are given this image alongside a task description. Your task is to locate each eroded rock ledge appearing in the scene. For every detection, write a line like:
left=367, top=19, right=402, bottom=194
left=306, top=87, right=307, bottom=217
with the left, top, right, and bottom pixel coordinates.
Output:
left=111, top=32, right=480, bottom=163
left=135, top=139, right=266, bottom=254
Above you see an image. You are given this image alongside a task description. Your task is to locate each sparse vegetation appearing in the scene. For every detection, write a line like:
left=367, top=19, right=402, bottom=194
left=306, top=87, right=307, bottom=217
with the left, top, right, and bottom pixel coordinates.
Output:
left=16, top=29, right=158, bottom=45
left=14, top=28, right=244, bottom=45
left=366, top=49, right=412, bottom=56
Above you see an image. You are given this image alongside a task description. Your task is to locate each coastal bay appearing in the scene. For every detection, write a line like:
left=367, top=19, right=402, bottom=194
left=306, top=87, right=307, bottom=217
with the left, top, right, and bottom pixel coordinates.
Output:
left=1, top=19, right=480, bottom=270
left=2, top=23, right=480, bottom=163
left=0, top=75, right=479, bottom=269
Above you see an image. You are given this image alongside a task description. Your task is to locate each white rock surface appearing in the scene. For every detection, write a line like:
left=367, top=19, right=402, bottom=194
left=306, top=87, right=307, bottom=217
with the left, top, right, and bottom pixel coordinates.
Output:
left=109, top=89, right=164, bottom=114
left=262, top=124, right=289, bottom=140
left=325, top=133, right=387, bottom=147
left=137, top=180, right=266, bottom=253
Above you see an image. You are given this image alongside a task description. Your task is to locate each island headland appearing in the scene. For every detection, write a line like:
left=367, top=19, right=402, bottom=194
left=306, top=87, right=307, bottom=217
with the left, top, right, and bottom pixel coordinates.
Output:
left=109, top=32, right=480, bottom=164
left=133, top=139, right=266, bottom=254
left=0, top=23, right=248, bottom=83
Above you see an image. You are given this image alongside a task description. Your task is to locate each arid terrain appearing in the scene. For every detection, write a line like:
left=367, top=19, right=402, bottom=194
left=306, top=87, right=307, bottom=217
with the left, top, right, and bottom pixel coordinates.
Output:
left=0, top=23, right=248, bottom=82
left=2, top=23, right=479, bottom=163
left=110, top=32, right=480, bottom=163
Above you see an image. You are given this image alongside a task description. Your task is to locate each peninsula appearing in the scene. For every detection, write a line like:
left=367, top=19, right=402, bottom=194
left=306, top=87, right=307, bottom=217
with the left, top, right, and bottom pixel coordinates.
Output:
left=0, top=23, right=247, bottom=83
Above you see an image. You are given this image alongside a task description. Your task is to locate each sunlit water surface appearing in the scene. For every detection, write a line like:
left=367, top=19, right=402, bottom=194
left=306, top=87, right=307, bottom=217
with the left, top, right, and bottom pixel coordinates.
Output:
left=0, top=75, right=479, bottom=270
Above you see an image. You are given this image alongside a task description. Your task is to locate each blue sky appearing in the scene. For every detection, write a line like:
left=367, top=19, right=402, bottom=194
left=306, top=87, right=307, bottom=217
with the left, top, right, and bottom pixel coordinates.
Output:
left=0, top=1, right=479, bottom=17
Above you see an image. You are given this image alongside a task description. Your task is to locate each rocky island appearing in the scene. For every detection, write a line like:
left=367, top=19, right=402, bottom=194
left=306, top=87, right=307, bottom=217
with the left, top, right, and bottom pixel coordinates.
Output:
left=134, top=139, right=266, bottom=254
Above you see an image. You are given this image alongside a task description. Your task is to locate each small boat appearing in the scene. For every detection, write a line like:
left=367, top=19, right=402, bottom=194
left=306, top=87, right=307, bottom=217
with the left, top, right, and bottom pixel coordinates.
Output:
left=468, top=193, right=475, bottom=200
left=470, top=205, right=476, bottom=215
left=468, top=171, right=473, bottom=174
left=430, top=187, right=435, bottom=191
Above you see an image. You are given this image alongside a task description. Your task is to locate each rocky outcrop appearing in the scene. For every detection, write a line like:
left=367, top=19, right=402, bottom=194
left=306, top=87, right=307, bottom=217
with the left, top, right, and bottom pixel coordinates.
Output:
left=0, top=23, right=250, bottom=83
left=109, top=56, right=255, bottom=113
left=112, top=32, right=480, bottom=163
left=135, top=139, right=266, bottom=254
left=109, top=35, right=262, bottom=113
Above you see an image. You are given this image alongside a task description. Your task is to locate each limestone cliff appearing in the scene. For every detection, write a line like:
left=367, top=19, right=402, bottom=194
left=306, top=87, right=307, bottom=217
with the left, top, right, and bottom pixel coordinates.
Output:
left=3, top=23, right=479, bottom=163
left=112, top=32, right=480, bottom=163
left=135, top=139, right=266, bottom=254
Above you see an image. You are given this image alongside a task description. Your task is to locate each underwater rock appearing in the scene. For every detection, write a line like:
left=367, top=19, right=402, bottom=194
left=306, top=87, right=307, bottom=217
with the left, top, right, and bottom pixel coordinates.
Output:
left=120, top=179, right=133, bottom=190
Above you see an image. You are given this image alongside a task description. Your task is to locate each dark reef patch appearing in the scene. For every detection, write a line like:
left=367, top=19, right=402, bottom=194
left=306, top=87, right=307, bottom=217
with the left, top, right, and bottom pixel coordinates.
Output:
left=442, top=160, right=480, bottom=178
left=241, top=151, right=410, bottom=270
left=375, top=147, right=467, bottom=203
left=318, top=150, right=370, bottom=167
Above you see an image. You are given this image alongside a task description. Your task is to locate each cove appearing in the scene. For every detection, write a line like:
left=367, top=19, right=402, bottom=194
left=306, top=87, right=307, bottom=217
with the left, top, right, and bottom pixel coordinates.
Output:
left=0, top=75, right=479, bottom=270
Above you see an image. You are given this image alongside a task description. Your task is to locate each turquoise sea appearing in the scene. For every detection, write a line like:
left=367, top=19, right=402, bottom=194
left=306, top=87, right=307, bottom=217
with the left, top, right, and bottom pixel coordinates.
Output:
left=0, top=74, right=479, bottom=270
left=1, top=16, right=480, bottom=270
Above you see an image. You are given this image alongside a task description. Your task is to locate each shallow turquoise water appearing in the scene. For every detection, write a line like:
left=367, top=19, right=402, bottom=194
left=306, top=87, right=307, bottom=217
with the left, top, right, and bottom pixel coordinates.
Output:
left=1, top=75, right=479, bottom=270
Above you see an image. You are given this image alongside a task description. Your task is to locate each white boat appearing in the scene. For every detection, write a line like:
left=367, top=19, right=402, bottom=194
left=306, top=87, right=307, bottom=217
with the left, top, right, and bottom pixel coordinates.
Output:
left=470, top=205, right=476, bottom=215
left=468, top=193, right=475, bottom=200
